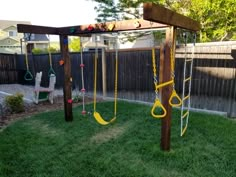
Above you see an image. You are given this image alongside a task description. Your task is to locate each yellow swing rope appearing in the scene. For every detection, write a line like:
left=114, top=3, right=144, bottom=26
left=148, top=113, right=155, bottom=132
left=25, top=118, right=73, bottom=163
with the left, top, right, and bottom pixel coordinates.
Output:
left=24, top=42, right=33, bottom=81
left=47, top=37, right=56, bottom=77
left=93, top=35, right=118, bottom=125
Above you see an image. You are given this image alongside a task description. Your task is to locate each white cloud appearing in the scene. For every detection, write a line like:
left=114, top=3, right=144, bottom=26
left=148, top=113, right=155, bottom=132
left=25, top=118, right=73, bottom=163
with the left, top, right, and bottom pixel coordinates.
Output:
left=1, top=0, right=98, bottom=27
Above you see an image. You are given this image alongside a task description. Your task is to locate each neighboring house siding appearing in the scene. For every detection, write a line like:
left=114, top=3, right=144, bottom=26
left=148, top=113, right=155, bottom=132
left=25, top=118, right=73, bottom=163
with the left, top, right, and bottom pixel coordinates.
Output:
left=119, top=34, right=154, bottom=49
left=3, top=26, right=23, bottom=39
left=0, top=20, right=49, bottom=54
left=0, top=30, right=7, bottom=38
left=4, top=26, right=18, bottom=33
left=34, top=43, right=48, bottom=49
left=0, top=38, right=19, bottom=46
left=88, top=33, right=155, bottom=50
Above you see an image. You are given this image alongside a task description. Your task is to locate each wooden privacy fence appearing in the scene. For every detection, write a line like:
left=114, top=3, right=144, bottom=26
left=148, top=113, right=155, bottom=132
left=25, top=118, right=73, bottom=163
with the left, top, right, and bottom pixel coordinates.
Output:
left=0, top=54, right=18, bottom=84
left=175, top=43, right=236, bottom=117
left=0, top=42, right=235, bottom=116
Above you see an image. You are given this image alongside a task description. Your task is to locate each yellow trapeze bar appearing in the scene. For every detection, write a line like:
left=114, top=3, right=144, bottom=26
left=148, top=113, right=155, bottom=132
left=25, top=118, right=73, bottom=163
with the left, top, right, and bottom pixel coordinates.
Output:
left=93, top=111, right=116, bottom=125
left=155, top=80, right=174, bottom=90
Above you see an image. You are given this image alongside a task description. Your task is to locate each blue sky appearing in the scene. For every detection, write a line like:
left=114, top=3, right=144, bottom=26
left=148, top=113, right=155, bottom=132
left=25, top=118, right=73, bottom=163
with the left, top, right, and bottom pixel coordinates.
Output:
left=0, top=0, right=98, bottom=27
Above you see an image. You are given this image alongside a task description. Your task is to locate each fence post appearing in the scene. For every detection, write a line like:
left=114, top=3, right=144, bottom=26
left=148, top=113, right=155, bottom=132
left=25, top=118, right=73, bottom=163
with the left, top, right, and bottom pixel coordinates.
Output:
left=229, top=49, right=236, bottom=118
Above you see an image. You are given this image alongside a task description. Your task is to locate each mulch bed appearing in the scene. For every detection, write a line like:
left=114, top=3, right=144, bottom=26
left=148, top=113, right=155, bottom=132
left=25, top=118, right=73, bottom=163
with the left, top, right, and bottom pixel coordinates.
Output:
left=0, top=96, right=97, bottom=130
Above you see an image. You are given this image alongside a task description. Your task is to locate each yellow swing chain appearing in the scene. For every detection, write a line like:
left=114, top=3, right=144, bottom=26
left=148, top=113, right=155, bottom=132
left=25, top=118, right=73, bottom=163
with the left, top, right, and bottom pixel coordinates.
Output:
left=114, top=37, right=118, bottom=117
left=168, top=39, right=182, bottom=107
left=151, top=47, right=167, bottom=118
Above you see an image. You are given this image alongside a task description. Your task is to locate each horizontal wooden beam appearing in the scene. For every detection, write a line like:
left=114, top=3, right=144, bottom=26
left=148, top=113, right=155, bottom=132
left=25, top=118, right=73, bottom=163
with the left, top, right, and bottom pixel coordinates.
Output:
left=17, top=19, right=168, bottom=36
left=17, top=24, right=58, bottom=35
left=143, top=3, right=201, bottom=31
left=58, top=19, right=167, bottom=35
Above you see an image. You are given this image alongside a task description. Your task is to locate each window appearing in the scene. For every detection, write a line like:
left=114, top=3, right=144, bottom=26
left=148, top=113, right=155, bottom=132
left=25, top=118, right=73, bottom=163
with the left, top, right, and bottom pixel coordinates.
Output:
left=8, top=31, right=17, bottom=37
left=30, top=34, right=35, bottom=40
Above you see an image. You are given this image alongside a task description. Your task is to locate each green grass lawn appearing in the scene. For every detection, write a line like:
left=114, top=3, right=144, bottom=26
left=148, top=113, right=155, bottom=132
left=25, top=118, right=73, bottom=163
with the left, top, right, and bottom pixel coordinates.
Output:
left=0, top=101, right=235, bottom=177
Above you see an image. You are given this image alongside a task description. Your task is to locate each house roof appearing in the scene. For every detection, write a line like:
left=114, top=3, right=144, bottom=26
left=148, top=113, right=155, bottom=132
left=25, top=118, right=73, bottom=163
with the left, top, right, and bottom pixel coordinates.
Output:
left=0, top=20, right=31, bottom=30
left=83, top=41, right=107, bottom=48
left=24, top=33, right=49, bottom=42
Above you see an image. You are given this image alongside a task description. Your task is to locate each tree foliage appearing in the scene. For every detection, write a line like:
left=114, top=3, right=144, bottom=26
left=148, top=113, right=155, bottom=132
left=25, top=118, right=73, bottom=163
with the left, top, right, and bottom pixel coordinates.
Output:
left=90, top=0, right=236, bottom=42
left=69, top=37, right=81, bottom=52
left=32, top=47, right=58, bottom=55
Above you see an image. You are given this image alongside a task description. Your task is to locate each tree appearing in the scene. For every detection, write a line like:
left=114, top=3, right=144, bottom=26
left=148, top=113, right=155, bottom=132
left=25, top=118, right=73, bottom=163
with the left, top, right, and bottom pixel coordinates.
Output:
left=90, top=0, right=236, bottom=42
left=69, top=37, right=81, bottom=52
left=168, top=0, right=236, bottom=41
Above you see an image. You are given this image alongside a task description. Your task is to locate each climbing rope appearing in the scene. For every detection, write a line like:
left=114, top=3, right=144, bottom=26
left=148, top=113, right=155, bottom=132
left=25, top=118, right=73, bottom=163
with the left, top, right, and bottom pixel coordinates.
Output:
left=80, top=38, right=86, bottom=115
left=24, top=42, right=33, bottom=81
left=93, top=34, right=118, bottom=125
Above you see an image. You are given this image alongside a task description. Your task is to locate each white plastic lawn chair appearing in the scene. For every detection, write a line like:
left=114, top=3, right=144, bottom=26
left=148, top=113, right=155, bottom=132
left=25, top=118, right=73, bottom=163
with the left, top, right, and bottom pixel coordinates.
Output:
left=33, top=72, right=56, bottom=104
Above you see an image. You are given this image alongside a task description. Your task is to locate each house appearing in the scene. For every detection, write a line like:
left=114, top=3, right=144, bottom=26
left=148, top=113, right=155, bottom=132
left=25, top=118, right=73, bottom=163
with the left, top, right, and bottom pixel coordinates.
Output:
left=81, top=32, right=161, bottom=51
left=0, top=20, right=49, bottom=54
left=24, top=33, right=49, bottom=53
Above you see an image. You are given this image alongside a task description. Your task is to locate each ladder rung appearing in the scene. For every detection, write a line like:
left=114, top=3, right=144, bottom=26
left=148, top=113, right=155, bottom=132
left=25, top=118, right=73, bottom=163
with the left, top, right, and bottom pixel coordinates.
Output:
left=183, top=95, right=190, bottom=101
left=181, top=111, right=189, bottom=119
left=186, top=58, right=193, bottom=62
left=184, top=77, right=191, bottom=82
left=181, top=125, right=188, bottom=136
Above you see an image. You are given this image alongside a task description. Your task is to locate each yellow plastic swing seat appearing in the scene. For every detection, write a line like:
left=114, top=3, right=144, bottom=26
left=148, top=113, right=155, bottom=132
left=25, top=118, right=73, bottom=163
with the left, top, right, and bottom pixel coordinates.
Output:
left=93, top=111, right=116, bottom=125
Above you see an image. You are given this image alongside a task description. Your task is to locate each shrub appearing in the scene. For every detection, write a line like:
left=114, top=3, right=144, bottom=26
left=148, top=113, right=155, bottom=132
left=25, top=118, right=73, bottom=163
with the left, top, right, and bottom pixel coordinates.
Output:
left=73, top=95, right=82, bottom=103
left=4, top=93, right=24, bottom=113
left=32, top=48, right=43, bottom=54
left=32, top=47, right=59, bottom=55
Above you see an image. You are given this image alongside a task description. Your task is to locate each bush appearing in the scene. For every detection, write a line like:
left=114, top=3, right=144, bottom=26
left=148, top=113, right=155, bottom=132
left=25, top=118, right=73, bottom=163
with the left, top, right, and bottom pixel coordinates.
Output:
left=4, top=93, right=25, bottom=113
left=32, top=47, right=59, bottom=55
left=73, top=95, right=82, bottom=103
left=32, top=48, right=43, bottom=54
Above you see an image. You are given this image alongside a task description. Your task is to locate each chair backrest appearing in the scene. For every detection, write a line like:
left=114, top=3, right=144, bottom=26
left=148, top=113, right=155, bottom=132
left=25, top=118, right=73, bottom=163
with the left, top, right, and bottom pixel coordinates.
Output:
left=35, top=72, right=42, bottom=90
left=49, top=74, right=56, bottom=90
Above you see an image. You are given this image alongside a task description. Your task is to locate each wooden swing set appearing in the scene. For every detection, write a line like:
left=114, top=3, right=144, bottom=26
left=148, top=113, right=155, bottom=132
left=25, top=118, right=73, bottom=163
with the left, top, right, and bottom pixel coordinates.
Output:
left=17, top=3, right=200, bottom=151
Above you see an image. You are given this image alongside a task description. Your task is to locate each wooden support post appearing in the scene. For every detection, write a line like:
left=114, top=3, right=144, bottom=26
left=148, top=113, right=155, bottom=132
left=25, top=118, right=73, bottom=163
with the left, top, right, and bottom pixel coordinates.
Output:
left=102, top=48, right=107, bottom=97
left=60, top=35, right=73, bottom=121
left=160, top=27, right=176, bottom=151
